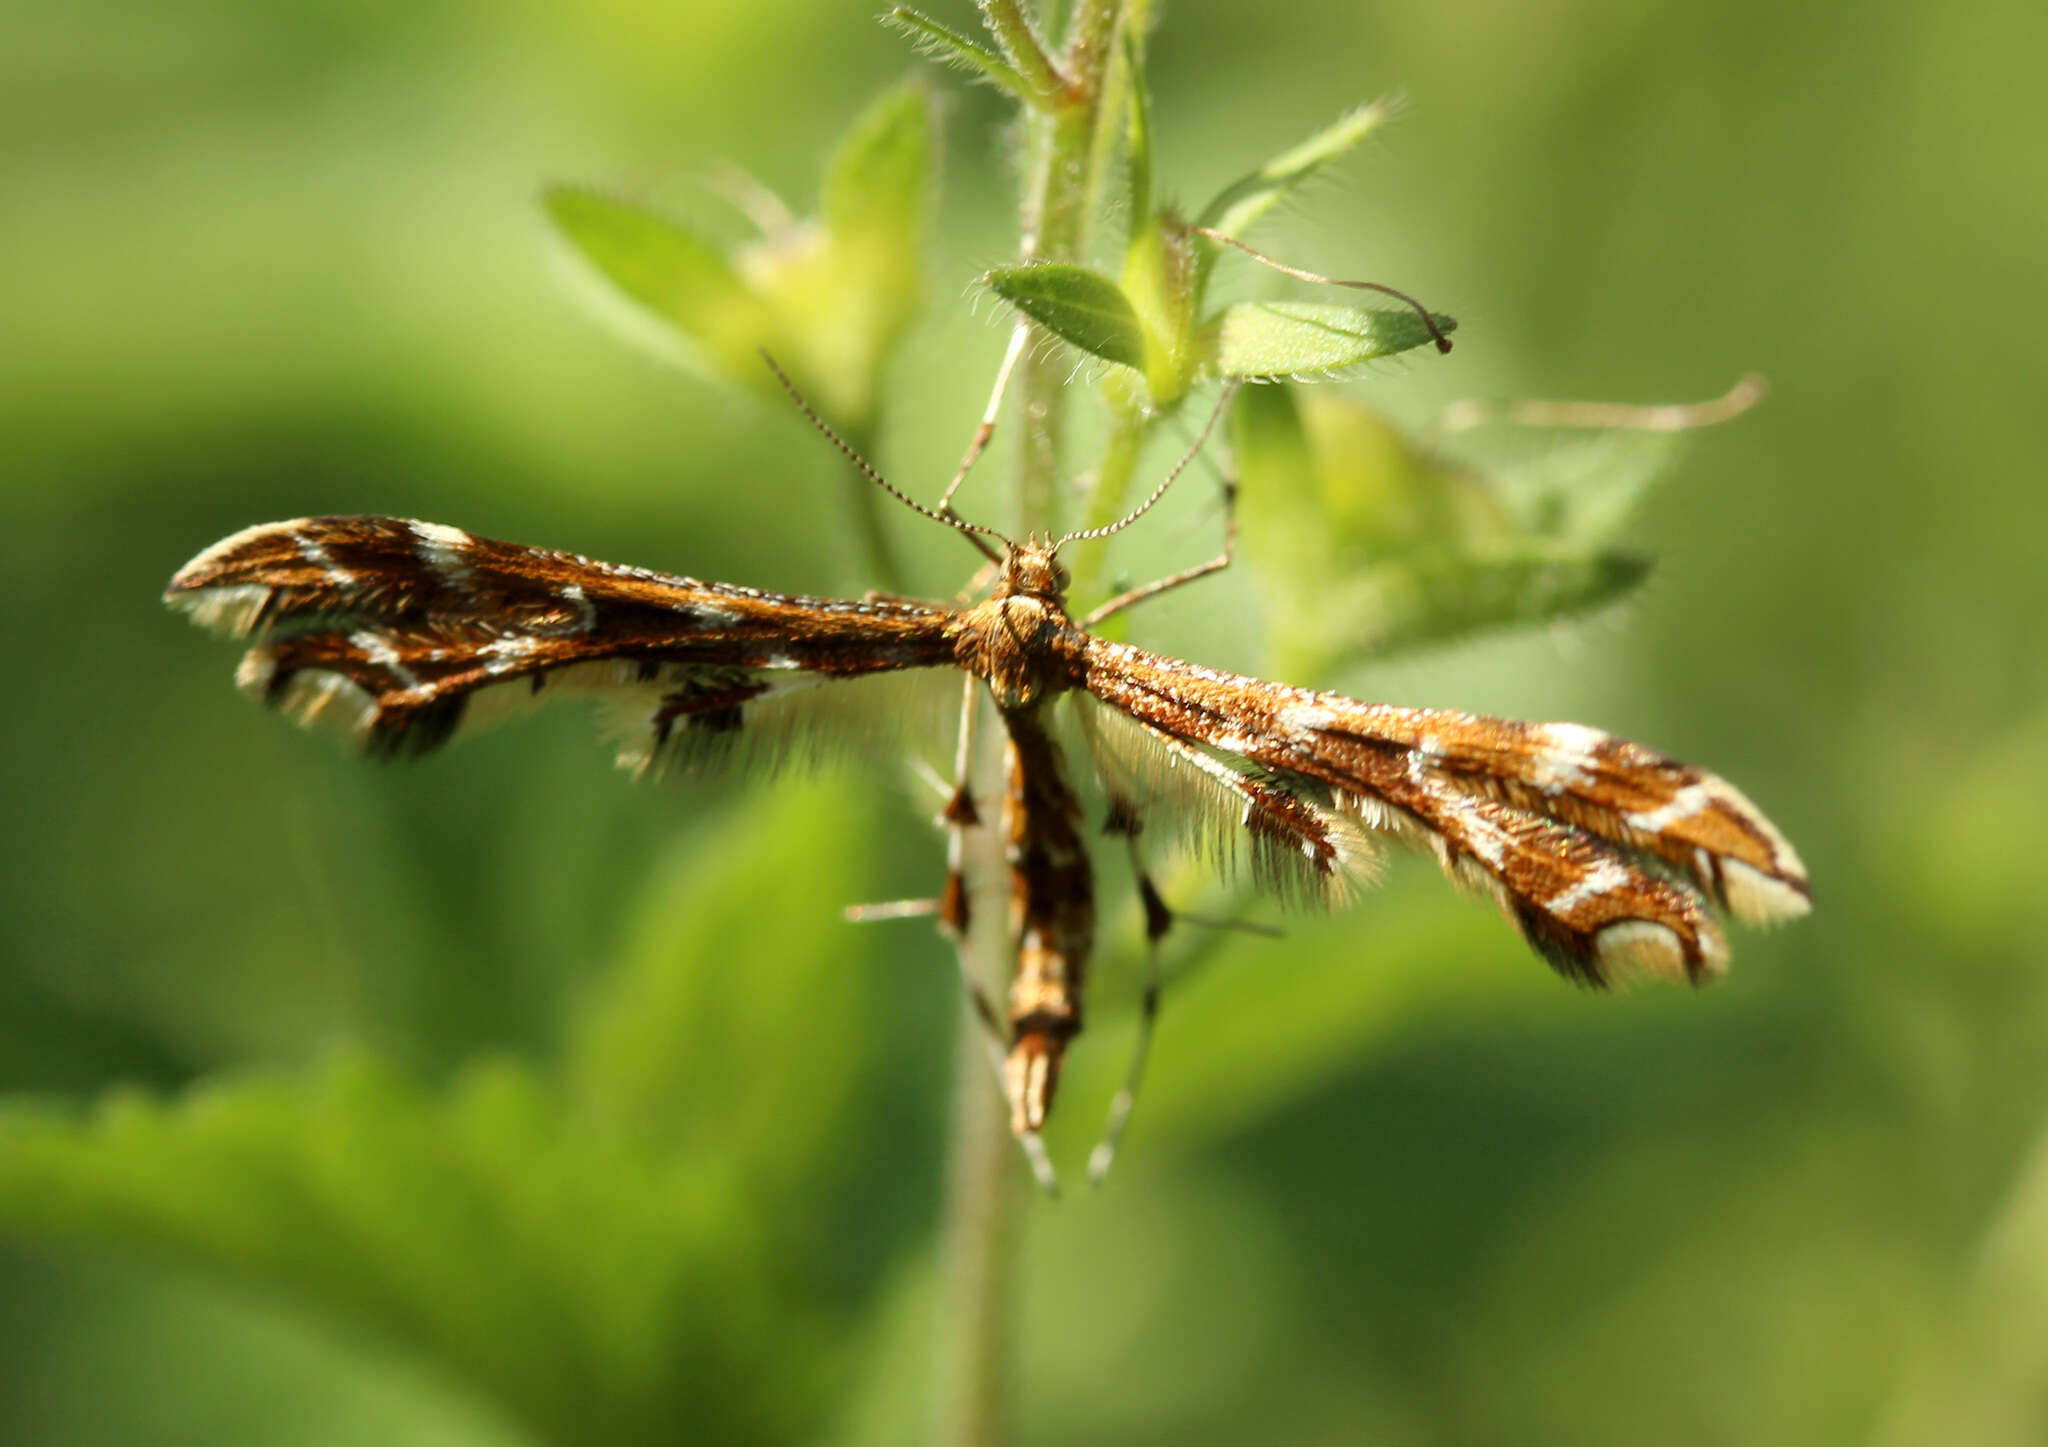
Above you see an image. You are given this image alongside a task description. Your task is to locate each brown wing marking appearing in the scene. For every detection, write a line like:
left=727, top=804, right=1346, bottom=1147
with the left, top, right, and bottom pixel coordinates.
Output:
left=1073, top=695, right=1382, bottom=907
left=1081, top=637, right=1808, bottom=986
left=167, top=516, right=959, bottom=767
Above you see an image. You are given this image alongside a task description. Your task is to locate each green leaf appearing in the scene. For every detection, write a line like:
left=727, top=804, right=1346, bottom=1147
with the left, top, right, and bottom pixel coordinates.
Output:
left=1121, top=30, right=1154, bottom=244
left=972, top=0, right=1068, bottom=106
left=984, top=263, right=1147, bottom=369
left=881, top=7, right=1037, bottom=105
left=1487, top=429, right=1685, bottom=541
left=0, top=1053, right=832, bottom=1446
left=565, top=779, right=878, bottom=1195
left=820, top=83, right=935, bottom=248
left=1232, top=384, right=1656, bottom=674
left=745, top=84, right=937, bottom=429
left=1200, top=300, right=1458, bottom=379
left=1195, top=98, right=1398, bottom=244
left=542, top=184, right=772, bottom=388
left=1311, top=541, right=1654, bottom=664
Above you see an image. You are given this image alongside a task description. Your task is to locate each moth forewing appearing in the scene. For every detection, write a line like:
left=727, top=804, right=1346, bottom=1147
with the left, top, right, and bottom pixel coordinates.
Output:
left=1076, top=634, right=1807, bottom=990
left=167, top=516, right=962, bottom=772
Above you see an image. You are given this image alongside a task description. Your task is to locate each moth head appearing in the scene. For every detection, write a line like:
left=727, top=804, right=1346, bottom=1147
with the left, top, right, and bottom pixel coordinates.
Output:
left=999, top=540, right=1071, bottom=604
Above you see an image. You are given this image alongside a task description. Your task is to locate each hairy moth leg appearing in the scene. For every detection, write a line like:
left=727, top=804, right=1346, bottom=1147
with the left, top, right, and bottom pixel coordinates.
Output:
left=1086, top=800, right=1175, bottom=1186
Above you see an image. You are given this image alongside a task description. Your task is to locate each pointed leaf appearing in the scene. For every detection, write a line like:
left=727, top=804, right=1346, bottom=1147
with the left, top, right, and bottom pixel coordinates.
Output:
left=735, top=85, right=936, bottom=429
left=1201, top=300, right=1457, bottom=379
left=1121, top=31, right=1154, bottom=244
left=542, top=185, right=772, bottom=386
left=1314, top=540, right=1655, bottom=664
left=821, top=83, right=936, bottom=247
left=1233, top=385, right=1655, bottom=673
left=1195, top=99, right=1398, bottom=243
left=1486, top=429, right=1685, bottom=541
left=984, top=263, right=1147, bottom=369
left=881, top=7, right=1036, bottom=104
left=972, top=0, right=1068, bottom=105
left=0, top=1053, right=831, bottom=1445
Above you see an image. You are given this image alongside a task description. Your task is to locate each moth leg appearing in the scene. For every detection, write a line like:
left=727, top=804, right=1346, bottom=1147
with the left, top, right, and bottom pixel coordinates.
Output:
left=844, top=898, right=940, bottom=922
left=1080, top=434, right=1240, bottom=629
left=1085, top=806, right=1175, bottom=1186
left=936, top=320, right=1029, bottom=519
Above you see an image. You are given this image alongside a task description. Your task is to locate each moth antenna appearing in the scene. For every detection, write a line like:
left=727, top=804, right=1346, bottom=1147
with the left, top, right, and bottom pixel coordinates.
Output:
left=1193, top=226, right=1454, bottom=355
left=1055, top=381, right=1240, bottom=551
left=758, top=350, right=1010, bottom=561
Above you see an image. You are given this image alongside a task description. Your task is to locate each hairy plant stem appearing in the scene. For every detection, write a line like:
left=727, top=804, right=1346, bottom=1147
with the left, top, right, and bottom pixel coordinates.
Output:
left=935, top=4, right=1131, bottom=1443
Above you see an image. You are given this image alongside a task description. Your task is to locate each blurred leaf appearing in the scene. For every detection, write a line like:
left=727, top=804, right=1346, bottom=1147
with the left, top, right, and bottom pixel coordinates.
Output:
left=1233, top=382, right=1500, bottom=570
left=0, top=1053, right=834, bottom=1447
left=743, top=83, right=937, bottom=428
left=1194, top=100, right=1398, bottom=258
left=1057, top=887, right=1540, bottom=1158
left=984, top=263, right=1147, bottom=369
left=1199, top=300, right=1457, bottom=379
left=1314, top=541, right=1654, bottom=664
left=546, top=87, right=936, bottom=431
left=881, top=8, right=1036, bottom=104
left=565, top=778, right=877, bottom=1197
left=820, top=83, right=935, bottom=250
left=542, top=185, right=773, bottom=389
left=1233, top=383, right=1655, bottom=673
left=1487, top=429, right=1685, bottom=540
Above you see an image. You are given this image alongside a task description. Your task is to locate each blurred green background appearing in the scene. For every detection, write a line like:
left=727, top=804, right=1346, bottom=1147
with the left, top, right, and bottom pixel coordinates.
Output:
left=5, top=2, right=2047, bottom=1444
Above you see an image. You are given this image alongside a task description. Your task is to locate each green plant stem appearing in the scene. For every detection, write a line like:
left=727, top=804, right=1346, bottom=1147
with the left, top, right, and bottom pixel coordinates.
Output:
left=935, top=5, right=1133, bottom=1444
left=935, top=894, right=1019, bottom=1446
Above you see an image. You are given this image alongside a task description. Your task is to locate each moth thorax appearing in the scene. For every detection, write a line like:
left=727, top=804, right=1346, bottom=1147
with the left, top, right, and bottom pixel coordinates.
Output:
left=962, top=594, right=1064, bottom=708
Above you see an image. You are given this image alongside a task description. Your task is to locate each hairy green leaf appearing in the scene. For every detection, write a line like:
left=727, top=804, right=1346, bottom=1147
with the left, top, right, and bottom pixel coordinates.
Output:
left=1201, top=300, right=1457, bottom=379
left=1195, top=99, right=1398, bottom=245
left=985, top=263, right=1147, bottom=369
left=881, top=8, right=1036, bottom=104
left=973, top=0, right=1068, bottom=106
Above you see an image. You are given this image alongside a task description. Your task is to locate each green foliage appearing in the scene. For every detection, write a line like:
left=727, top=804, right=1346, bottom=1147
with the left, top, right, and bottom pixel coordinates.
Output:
left=5, top=3, right=1914, bottom=1445
left=0, top=1057, right=817, bottom=1446
left=983, top=262, right=1147, bottom=369
left=1200, top=299, right=1460, bottom=379
left=1194, top=100, right=1399, bottom=246
left=543, top=83, right=936, bottom=436
left=0, top=782, right=878, bottom=1446
left=880, top=8, right=1040, bottom=106
left=1232, top=383, right=1670, bottom=678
